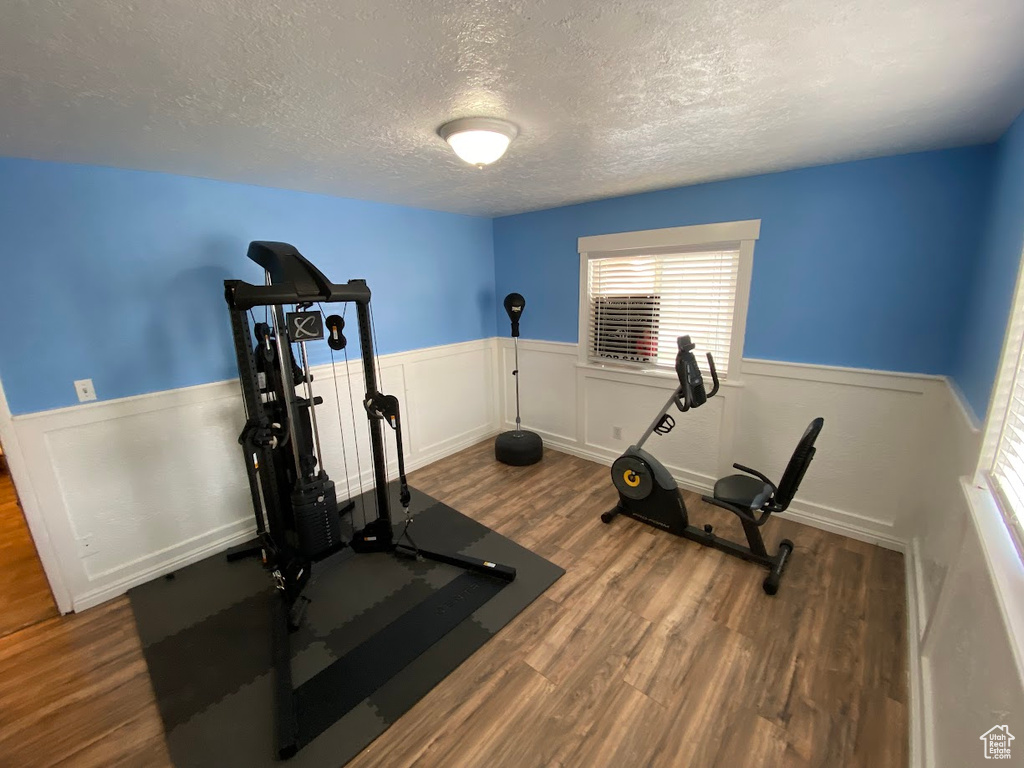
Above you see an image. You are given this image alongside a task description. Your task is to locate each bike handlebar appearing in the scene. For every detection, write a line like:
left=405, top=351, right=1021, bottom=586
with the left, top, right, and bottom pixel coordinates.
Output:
left=705, top=352, right=720, bottom=398
left=673, top=336, right=720, bottom=411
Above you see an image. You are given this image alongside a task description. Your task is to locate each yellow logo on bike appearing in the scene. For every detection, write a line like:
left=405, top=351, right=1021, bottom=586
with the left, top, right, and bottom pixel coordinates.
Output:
left=623, top=469, right=641, bottom=487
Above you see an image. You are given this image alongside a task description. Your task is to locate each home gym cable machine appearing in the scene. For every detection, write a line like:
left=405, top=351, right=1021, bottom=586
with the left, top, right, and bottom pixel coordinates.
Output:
left=224, top=241, right=516, bottom=759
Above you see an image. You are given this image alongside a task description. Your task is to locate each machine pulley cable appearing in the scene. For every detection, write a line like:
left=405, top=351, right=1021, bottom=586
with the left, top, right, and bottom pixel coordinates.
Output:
left=369, top=300, right=391, bottom=490
left=319, top=302, right=359, bottom=530
left=343, top=301, right=370, bottom=530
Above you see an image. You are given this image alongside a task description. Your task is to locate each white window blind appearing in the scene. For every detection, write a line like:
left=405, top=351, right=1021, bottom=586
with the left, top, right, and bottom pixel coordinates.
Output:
left=586, top=249, right=740, bottom=378
left=986, top=265, right=1024, bottom=548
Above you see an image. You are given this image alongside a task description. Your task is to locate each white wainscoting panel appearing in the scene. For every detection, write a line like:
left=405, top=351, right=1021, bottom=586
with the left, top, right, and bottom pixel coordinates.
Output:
left=12, top=329, right=1023, bottom=768
left=499, top=340, right=577, bottom=443
left=502, top=340, right=1024, bottom=768
left=401, top=342, right=497, bottom=462
left=912, top=381, right=982, bottom=632
left=45, top=393, right=250, bottom=581
left=917, top=486, right=1024, bottom=768
left=10, top=338, right=499, bottom=611
left=904, top=379, right=1023, bottom=768
left=501, top=340, right=939, bottom=549
left=580, top=367, right=723, bottom=488
left=740, top=359, right=940, bottom=546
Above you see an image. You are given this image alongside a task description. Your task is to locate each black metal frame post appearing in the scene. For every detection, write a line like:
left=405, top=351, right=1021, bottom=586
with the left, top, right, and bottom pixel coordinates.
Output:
left=226, top=304, right=290, bottom=553
left=512, top=335, right=522, bottom=433
left=226, top=300, right=304, bottom=754
left=355, top=294, right=393, bottom=541
left=273, top=592, right=300, bottom=759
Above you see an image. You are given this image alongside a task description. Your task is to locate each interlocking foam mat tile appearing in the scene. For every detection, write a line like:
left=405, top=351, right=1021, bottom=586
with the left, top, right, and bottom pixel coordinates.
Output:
left=129, top=484, right=564, bottom=767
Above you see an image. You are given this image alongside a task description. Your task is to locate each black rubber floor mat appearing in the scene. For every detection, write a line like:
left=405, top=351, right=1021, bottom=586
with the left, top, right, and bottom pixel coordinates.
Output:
left=129, top=484, right=564, bottom=767
left=294, top=570, right=507, bottom=748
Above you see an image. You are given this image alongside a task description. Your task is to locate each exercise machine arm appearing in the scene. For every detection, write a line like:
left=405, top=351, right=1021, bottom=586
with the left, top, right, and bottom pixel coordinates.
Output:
left=731, top=463, right=777, bottom=494
left=364, top=392, right=411, bottom=510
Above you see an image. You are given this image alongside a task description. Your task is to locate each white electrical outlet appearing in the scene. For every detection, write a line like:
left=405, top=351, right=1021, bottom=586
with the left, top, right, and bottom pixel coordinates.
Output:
left=74, top=379, right=97, bottom=402
left=612, top=426, right=622, bottom=440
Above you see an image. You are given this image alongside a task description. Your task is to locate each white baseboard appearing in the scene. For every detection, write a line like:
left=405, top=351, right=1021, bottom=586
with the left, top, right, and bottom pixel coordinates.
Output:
left=404, top=424, right=501, bottom=474
left=536, top=430, right=717, bottom=492
left=775, top=504, right=902, bottom=552
left=71, top=425, right=504, bottom=612
left=535, top=429, right=903, bottom=550
left=905, top=537, right=927, bottom=768
left=500, top=339, right=935, bottom=547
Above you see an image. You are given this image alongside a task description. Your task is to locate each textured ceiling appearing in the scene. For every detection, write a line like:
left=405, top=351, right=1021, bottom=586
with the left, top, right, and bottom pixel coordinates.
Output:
left=2, top=0, right=1023, bottom=216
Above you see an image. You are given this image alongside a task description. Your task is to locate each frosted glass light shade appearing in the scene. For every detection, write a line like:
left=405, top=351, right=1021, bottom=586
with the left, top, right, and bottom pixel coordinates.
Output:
left=438, top=117, right=518, bottom=167
left=447, top=130, right=511, bottom=166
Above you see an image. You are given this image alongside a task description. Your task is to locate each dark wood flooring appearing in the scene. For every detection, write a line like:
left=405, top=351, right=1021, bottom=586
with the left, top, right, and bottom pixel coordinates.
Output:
left=0, top=466, right=58, bottom=639
left=0, top=441, right=908, bottom=767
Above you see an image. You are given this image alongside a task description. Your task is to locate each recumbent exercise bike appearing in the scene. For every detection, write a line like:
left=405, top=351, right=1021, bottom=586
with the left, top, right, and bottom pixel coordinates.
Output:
left=601, top=336, right=823, bottom=595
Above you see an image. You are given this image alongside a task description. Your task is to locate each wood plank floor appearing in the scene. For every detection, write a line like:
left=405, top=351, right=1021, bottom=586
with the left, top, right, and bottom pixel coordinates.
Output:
left=0, top=441, right=908, bottom=767
left=0, top=466, right=58, bottom=639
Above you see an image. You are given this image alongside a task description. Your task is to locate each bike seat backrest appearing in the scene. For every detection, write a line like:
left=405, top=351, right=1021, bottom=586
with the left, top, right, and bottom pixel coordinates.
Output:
left=675, top=336, right=707, bottom=408
left=774, top=417, right=824, bottom=511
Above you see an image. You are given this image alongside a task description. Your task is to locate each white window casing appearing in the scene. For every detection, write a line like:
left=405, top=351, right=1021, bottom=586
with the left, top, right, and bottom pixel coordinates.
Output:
left=577, top=220, right=759, bottom=384
left=977, top=240, right=1024, bottom=554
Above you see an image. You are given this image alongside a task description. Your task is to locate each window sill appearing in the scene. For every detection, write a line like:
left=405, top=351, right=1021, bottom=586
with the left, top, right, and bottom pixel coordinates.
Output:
left=574, top=360, right=744, bottom=389
left=959, top=477, right=1024, bottom=674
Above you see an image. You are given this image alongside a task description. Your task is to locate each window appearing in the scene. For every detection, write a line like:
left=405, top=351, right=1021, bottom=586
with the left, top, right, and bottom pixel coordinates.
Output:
left=587, top=249, right=740, bottom=377
left=578, top=220, right=759, bottom=381
left=978, top=246, right=1024, bottom=551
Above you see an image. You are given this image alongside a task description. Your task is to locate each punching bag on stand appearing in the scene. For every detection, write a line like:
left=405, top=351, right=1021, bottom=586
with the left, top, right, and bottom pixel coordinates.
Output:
left=495, top=293, right=544, bottom=466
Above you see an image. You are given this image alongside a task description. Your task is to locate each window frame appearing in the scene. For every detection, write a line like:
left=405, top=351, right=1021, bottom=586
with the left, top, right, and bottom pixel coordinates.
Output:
left=576, top=220, right=760, bottom=383
left=975, top=241, right=1024, bottom=554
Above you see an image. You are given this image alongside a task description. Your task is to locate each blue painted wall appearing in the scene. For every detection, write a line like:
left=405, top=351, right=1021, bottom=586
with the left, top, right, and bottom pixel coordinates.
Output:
left=952, top=111, right=1024, bottom=423
left=493, top=147, right=995, bottom=375
left=1, top=139, right=1014, bottom=417
left=0, top=158, right=496, bottom=415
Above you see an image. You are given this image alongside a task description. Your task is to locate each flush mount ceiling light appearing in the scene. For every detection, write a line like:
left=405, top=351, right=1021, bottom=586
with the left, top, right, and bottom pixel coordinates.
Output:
left=437, top=117, right=518, bottom=167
